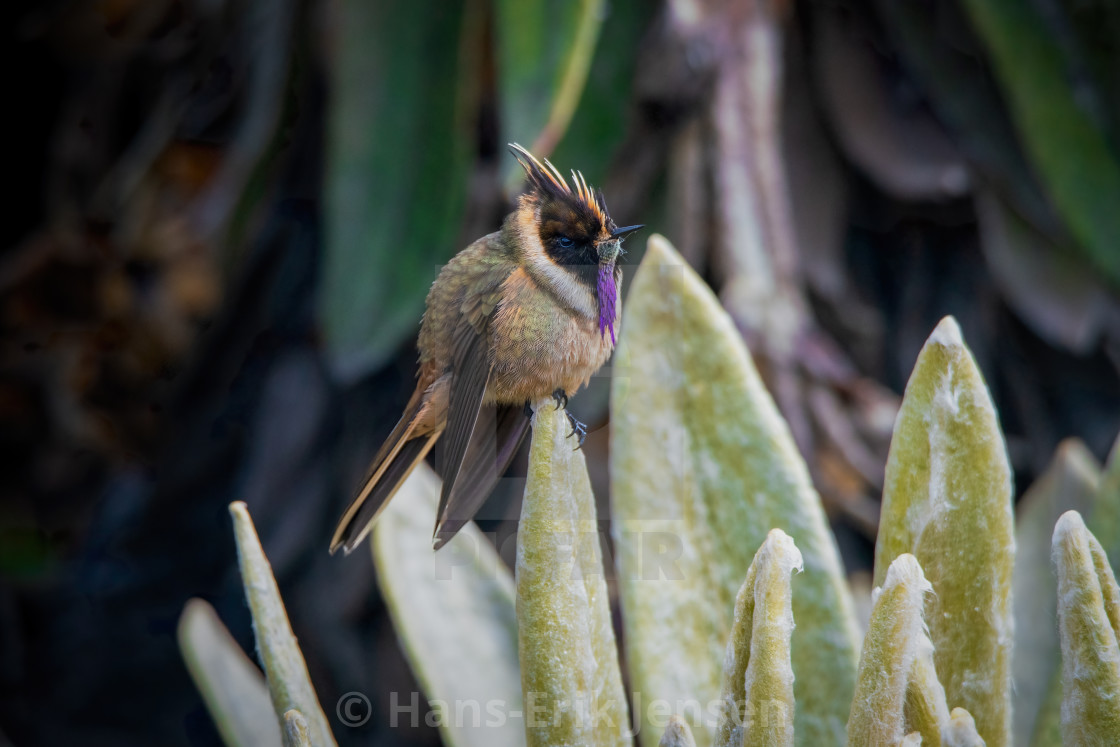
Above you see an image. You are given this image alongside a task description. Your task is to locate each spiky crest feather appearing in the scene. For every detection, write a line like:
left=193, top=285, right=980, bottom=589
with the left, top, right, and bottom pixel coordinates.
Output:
left=509, top=143, right=612, bottom=230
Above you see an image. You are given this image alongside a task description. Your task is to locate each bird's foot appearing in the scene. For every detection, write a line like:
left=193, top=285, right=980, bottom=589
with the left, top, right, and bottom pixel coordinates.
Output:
left=566, top=411, right=587, bottom=449
left=548, top=389, right=586, bottom=448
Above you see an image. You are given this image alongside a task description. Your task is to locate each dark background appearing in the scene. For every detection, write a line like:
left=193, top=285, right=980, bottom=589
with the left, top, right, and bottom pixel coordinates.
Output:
left=2, top=0, right=1118, bottom=744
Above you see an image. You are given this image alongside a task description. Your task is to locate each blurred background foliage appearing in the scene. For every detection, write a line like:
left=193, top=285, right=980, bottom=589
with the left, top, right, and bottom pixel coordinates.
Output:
left=0, top=0, right=1118, bottom=744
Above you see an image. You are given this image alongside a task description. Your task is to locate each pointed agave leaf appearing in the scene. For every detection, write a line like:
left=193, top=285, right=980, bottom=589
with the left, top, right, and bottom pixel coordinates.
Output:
left=177, top=598, right=282, bottom=747
left=322, top=0, right=473, bottom=382
left=611, top=235, right=860, bottom=747
left=1032, top=435, right=1120, bottom=745
left=1012, top=440, right=1101, bottom=743
left=873, top=317, right=1014, bottom=745
left=229, top=502, right=336, bottom=746
left=960, top=0, right=1120, bottom=287
left=715, top=529, right=802, bottom=747
left=1052, top=511, right=1120, bottom=745
left=371, top=464, right=524, bottom=747
left=497, top=0, right=605, bottom=159
left=848, top=554, right=948, bottom=746
left=517, top=400, right=630, bottom=747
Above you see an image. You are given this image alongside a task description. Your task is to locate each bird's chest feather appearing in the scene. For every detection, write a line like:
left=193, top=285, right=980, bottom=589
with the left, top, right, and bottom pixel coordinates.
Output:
left=487, top=267, right=616, bottom=402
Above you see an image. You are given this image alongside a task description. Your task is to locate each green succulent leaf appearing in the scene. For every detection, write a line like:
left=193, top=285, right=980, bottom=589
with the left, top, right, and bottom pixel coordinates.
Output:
left=322, top=0, right=473, bottom=382
left=873, top=316, right=1014, bottom=745
left=610, top=235, right=860, bottom=747
left=177, top=598, right=282, bottom=747
left=960, top=0, right=1120, bottom=288
left=229, top=502, right=336, bottom=747
left=1052, top=510, right=1120, bottom=746
left=517, top=399, right=630, bottom=747
left=371, top=464, right=525, bottom=747
left=547, top=0, right=653, bottom=187
left=1012, top=440, right=1101, bottom=743
left=497, top=0, right=604, bottom=161
left=1031, top=435, right=1120, bottom=745
left=715, top=528, right=801, bottom=747
left=848, top=554, right=948, bottom=746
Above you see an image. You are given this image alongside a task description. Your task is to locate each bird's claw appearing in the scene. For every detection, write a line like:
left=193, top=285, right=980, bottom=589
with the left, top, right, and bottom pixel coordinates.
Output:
left=549, top=389, right=585, bottom=448
left=566, top=411, right=587, bottom=449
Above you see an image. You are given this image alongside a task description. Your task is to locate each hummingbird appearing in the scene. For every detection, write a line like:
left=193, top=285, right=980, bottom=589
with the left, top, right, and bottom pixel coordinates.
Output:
left=330, top=144, right=643, bottom=554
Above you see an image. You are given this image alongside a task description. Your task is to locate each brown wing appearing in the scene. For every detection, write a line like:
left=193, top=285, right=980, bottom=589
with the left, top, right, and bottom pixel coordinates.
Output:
left=430, top=260, right=532, bottom=548
left=432, top=402, right=530, bottom=549
left=432, top=317, right=492, bottom=529
left=332, top=247, right=516, bottom=555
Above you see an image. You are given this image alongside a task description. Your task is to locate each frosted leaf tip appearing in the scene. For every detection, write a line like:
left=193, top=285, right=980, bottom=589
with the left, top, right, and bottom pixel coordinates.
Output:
left=928, top=316, right=963, bottom=348
left=762, top=528, right=805, bottom=574
left=1052, top=509, right=1086, bottom=545
left=882, top=553, right=932, bottom=593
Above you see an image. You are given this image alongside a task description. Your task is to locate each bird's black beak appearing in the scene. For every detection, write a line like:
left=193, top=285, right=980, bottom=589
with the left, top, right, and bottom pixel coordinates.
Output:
left=611, top=224, right=644, bottom=242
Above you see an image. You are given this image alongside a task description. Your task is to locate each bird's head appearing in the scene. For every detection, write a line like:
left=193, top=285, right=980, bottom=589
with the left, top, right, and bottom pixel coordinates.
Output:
left=510, top=143, right=642, bottom=271
left=508, top=144, right=642, bottom=344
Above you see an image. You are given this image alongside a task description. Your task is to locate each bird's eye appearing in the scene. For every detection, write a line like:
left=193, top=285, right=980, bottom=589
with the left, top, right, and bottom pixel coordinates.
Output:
left=558, top=235, right=574, bottom=248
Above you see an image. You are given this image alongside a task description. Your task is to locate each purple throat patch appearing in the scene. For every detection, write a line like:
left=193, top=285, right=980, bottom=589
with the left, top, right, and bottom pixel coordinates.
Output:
left=597, top=264, right=617, bottom=345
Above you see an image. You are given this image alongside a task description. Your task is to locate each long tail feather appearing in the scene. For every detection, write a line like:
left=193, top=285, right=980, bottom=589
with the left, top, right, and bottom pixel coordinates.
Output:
left=432, top=403, right=530, bottom=550
left=330, top=388, right=436, bottom=554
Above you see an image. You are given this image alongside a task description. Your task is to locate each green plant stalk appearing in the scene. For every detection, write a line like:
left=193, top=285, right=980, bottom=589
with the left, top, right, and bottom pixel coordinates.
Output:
left=715, top=528, right=801, bottom=747
left=517, top=400, right=630, bottom=747
left=497, top=0, right=605, bottom=186
left=229, top=502, right=336, bottom=747
left=874, top=317, right=1014, bottom=745
left=1052, top=510, right=1120, bottom=745
left=532, top=0, right=603, bottom=154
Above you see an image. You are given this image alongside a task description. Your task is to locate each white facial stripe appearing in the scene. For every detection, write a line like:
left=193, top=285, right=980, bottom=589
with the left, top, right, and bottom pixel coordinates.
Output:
left=515, top=208, right=598, bottom=319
